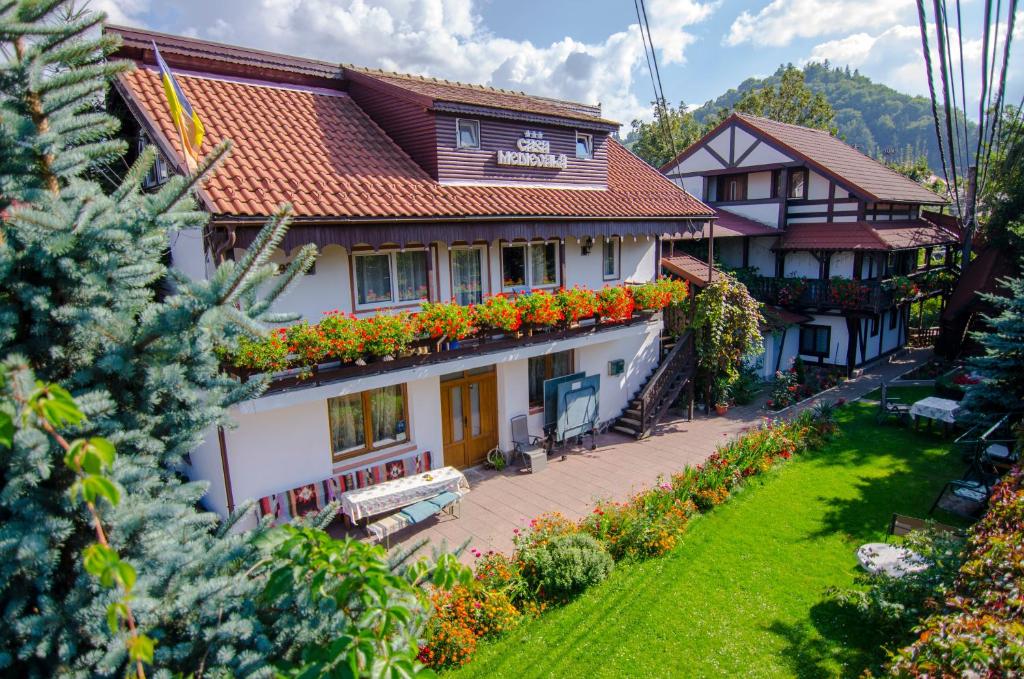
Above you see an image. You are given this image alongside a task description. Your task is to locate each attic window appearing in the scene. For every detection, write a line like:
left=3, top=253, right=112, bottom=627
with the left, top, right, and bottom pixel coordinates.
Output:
left=456, top=119, right=480, bottom=149
left=137, top=131, right=170, bottom=189
left=576, top=132, right=593, bottom=159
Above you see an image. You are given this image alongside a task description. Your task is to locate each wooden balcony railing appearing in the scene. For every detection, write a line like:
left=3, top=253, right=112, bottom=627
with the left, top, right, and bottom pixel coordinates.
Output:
left=743, top=277, right=892, bottom=312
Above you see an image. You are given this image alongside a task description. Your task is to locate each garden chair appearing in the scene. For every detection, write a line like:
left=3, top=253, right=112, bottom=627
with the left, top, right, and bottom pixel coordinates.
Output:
left=977, top=415, right=1018, bottom=475
left=886, top=513, right=963, bottom=541
left=928, top=455, right=1000, bottom=519
left=511, top=414, right=545, bottom=469
left=875, top=382, right=911, bottom=425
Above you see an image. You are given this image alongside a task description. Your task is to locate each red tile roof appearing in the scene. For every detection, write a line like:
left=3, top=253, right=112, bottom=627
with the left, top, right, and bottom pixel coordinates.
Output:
left=664, top=113, right=947, bottom=205
left=116, top=67, right=711, bottom=221
left=733, top=114, right=947, bottom=204
left=762, top=305, right=812, bottom=328
left=702, top=208, right=779, bottom=238
left=661, top=253, right=726, bottom=286
left=345, top=67, right=616, bottom=127
left=777, top=220, right=960, bottom=251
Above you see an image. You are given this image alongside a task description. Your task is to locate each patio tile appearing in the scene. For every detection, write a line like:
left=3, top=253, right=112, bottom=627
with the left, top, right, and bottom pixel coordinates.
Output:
left=364, top=349, right=932, bottom=562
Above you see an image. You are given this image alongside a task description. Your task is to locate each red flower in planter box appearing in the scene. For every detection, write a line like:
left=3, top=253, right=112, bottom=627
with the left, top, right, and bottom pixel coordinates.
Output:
left=555, top=286, right=599, bottom=323
left=598, top=286, right=635, bottom=322
left=416, top=301, right=476, bottom=340
left=516, top=290, right=563, bottom=326
left=472, top=294, right=521, bottom=333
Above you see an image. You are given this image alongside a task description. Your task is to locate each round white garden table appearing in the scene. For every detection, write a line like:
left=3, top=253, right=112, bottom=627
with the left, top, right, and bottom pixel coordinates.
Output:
left=341, top=466, right=470, bottom=522
left=856, top=542, right=928, bottom=577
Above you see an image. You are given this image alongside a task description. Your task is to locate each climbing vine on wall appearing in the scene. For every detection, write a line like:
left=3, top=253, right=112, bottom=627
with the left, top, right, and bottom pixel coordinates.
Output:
left=692, top=279, right=765, bottom=387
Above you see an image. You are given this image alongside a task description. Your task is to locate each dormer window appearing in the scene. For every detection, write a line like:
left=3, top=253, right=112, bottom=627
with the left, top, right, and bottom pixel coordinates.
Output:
left=576, top=132, right=593, bottom=160
left=456, top=119, right=480, bottom=149
left=138, top=131, right=170, bottom=188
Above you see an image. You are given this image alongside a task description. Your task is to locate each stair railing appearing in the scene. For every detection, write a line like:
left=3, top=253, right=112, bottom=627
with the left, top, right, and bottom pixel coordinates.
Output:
left=637, top=330, right=695, bottom=437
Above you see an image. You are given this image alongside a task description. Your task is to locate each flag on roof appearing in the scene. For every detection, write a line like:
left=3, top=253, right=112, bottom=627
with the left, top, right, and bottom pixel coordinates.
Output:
left=152, top=41, right=204, bottom=172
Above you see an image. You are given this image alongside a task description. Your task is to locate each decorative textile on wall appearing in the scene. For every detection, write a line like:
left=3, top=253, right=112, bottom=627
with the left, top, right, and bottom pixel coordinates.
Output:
left=256, top=450, right=433, bottom=525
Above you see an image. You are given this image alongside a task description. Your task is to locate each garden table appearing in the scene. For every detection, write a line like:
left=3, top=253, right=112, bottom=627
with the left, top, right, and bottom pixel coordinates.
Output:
left=856, top=543, right=928, bottom=578
left=341, top=466, right=469, bottom=522
left=910, top=396, right=961, bottom=434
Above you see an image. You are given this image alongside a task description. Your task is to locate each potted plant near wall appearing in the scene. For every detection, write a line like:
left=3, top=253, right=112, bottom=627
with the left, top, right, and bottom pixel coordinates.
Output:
left=713, top=376, right=733, bottom=416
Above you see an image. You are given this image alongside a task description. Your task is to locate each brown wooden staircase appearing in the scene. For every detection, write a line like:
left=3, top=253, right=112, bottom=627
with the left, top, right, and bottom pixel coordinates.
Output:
left=612, top=330, right=696, bottom=439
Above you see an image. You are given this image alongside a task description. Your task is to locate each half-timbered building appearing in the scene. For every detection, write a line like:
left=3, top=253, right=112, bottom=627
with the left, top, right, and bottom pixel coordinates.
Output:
left=662, top=113, right=958, bottom=378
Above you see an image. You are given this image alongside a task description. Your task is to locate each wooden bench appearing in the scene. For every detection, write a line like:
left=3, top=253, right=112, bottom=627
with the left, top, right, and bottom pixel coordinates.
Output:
left=887, top=513, right=964, bottom=540
left=366, top=490, right=463, bottom=548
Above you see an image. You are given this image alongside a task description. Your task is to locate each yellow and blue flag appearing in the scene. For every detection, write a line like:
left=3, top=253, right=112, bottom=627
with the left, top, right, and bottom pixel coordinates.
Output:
left=153, top=41, right=205, bottom=172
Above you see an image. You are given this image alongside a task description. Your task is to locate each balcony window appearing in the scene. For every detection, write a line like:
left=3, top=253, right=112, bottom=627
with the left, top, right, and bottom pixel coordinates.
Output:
left=576, top=132, right=593, bottom=159
left=328, top=385, right=408, bottom=462
left=528, top=350, right=574, bottom=408
left=353, top=250, right=429, bottom=308
left=799, top=324, right=831, bottom=357
left=788, top=168, right=808, bottom=199
left=456, top=118, right=480, bottom=149
left=502, top=241, right=559, bottom=290
left=602, top=236, right=620, bottom=280
left=451, top=246, right=485, bottom=306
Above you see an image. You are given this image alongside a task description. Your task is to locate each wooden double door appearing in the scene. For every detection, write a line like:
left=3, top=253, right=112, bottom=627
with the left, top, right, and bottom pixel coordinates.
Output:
left=440, top=367, right=497, bottom=468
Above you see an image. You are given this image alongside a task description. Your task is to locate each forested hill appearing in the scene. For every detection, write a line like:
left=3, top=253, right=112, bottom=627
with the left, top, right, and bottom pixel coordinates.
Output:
left=690, top=62, right=974, bottom=171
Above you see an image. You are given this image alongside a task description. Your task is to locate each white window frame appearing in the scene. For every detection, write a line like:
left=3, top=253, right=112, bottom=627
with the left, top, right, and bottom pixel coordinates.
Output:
left=352, top=249, right=430, bottom=311
left=449, top=244, right=488, bottom=306
left=575, top=132, right=593, bottom=160
left=456, top=118, right=481, bottom=150
left=602, top=236, right=620, bottom=280
left=500, top=240, right=560, bottom=291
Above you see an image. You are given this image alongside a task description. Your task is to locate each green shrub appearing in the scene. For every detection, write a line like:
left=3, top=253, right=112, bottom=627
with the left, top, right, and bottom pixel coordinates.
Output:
left=731, top=364, right=763, bottom=405
left=519, top=533, right=614, bottom=602
left=830, top=528, right=965, bottom=638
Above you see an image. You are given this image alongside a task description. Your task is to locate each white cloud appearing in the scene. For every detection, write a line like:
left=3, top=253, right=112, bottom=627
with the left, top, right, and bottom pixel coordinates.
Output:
left=100, top=0, right=717, bottom=125
left=804, top=12, right=1023, bottom=106
left=726, top=0, right=915, bottom=47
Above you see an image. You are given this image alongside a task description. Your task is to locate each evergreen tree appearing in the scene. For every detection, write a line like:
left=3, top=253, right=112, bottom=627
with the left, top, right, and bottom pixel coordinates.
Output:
left=963, top=262, right=1024, bottom=427
left=0, top=2, right=458, bottom=676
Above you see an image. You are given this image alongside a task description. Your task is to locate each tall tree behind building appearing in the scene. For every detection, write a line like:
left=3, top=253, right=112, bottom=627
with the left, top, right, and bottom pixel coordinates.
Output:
left=627, top=101, right=705, bottom=169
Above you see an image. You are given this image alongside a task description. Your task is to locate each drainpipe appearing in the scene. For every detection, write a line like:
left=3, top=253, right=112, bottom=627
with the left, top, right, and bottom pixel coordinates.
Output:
left=217, top=426, right=235, bottom=514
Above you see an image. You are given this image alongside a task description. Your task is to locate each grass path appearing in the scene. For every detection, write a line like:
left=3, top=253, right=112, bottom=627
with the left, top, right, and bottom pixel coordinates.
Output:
left=452, top=403, right=964, bottom=679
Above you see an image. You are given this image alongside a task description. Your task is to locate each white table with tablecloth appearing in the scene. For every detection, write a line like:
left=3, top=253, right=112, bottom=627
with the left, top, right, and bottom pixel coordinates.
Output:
left=910, top=396, right=961, bottom=424
left=856, top=543, right=928, bottom=578
left=341, top=466, right=470, bottom=522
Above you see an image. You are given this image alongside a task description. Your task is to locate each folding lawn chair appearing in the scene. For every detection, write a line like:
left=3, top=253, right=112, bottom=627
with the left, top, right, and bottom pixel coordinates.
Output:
left=875, top=382, right=911, bottom=425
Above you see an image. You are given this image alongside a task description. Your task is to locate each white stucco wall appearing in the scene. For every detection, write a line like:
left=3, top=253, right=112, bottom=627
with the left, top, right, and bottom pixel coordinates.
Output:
left=830, top=252, right=855, bottom=279
left=747, top=171, right=773, bottom=199
left=675, top=147, right=726, bottom=173
left=782, top=251, right=819, bottom=278
left=808, top=170, right=831, bottom=200
left=748, top=236, right=777, bottom=276
left=738, top=142, right=792, bottom=166
left=169, top=228, right=211, bottom=281
left=715, top=238, right=745, bottom=269
left=720, top=201, right=780, bottom=226
left=707, top=129, right=731, bottom=161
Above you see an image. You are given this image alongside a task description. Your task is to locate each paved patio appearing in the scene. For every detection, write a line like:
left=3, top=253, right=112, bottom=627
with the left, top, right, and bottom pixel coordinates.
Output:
left=344, top=349, right=931, bottom=561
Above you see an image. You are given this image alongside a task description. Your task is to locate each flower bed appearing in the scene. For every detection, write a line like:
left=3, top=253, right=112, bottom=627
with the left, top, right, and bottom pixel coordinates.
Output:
left=218, top=279, right=687, bottom=376
left=884, top=467, right=1024, bottom=677
left=418, top=406, right=840, bottom=670
left=766, top=358, right=847, bottom=411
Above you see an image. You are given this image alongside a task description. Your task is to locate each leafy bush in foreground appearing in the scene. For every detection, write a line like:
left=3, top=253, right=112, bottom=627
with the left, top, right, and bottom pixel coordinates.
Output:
left=518, top=533, right=614, bottom=603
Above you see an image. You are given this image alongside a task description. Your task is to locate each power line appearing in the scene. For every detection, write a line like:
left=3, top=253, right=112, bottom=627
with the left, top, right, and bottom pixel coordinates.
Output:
left=633, top=0, right=677, bottom=157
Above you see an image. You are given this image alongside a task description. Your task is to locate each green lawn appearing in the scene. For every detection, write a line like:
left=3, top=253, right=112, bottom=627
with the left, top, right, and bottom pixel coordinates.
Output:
left=862, top=385, right=935, bottom=403
left=452, top=403, right=966, bottom=679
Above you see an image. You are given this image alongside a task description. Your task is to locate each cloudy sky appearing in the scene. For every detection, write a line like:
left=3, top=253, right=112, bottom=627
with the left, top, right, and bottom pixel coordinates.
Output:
left=96, top=0, right=1021, bottom=127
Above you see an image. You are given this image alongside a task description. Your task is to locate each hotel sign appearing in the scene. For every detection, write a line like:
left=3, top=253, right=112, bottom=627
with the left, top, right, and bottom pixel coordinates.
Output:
left=496, top=130, right=568, bottom=170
